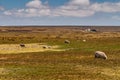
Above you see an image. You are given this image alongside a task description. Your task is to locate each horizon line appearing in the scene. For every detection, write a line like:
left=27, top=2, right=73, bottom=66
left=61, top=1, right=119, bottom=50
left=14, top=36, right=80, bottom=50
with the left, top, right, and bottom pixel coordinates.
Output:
left=0, top=25, right=120, bottom=27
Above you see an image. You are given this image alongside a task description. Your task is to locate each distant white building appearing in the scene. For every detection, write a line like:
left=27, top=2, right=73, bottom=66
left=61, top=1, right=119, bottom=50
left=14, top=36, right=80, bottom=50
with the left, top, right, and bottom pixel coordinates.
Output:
left=85, top=28, right=91, bottom=32
left=85, top=28, right=97, bottom=32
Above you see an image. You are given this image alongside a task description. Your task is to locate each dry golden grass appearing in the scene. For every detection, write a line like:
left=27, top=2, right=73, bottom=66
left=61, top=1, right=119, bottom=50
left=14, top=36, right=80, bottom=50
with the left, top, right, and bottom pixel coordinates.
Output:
left=0, top=43, right=65, bottom=54
left=0, top=27, right=119, bottom=80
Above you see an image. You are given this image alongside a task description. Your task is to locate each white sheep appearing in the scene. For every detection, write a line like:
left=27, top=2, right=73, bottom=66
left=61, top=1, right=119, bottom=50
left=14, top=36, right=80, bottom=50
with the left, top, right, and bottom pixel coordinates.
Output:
left=95, top=51, right=107, bottom=59
left=20, top=44, right=25, bottom=47
left=83, top=40, right=86, bottom=42
left=64, top=40, right=70, bottom=44
left=42, top=45, right=48, bottom=49
left=48, top=46, right=51, bottom=49
left=42, top=45, right=51, bottom=49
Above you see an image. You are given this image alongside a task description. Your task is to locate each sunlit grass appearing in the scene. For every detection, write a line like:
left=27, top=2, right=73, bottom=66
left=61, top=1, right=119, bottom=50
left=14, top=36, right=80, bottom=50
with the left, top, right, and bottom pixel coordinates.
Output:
left=0, top=28, right=119, bottom=80
left=0, top=43, right=65, bottom=54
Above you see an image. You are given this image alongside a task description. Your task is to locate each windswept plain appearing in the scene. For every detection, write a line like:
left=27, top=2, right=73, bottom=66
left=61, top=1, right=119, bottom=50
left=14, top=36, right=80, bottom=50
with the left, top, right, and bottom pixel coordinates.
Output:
left=0, top=26, right=120, bottom=80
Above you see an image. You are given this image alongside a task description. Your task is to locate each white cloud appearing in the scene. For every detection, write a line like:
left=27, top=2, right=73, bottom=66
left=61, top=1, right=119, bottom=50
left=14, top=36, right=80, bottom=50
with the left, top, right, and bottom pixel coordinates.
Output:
left=53, top=9, right=94, bottom=17
left=0, top=6, right=4, bottom=11
left=3, top=11, right=12, bottom=15
left=69, top=0, right=90, bottom=6
left=53, top=0, right=120, bottom=17
left=22, top=0, right=50, bottom=17
left=26, top=0, right=42, bottom=8
left=2, top=0, right=120, bottom=17
left=3, top=0, right=50, bottom=17
left=17, top=9, right=25, bottom=13
left=52, top=0, right=93, bottom=17
left=90, top=2, right=120, bottom=13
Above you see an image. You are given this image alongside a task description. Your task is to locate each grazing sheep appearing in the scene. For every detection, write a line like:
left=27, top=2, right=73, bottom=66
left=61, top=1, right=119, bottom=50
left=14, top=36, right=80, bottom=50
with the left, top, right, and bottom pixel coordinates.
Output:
left=91, top=29, right=97, bottom=32
left=64, top=40, right=70, bottom=44
left=48, top=46, right=51, bottom=49
left=95, top=51, right=107, bottom=59
left=20, top=44, right=25, bottom=47
left=42, top=45, right=48, bottom=49
left=83, top=40, right=86, bottom=42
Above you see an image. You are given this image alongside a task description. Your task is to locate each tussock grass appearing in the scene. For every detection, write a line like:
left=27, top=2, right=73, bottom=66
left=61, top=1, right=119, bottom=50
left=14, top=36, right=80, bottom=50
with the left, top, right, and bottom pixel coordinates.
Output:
left=0, top=27, right=119, bottom=80
left=0, top=37, right=119, bottom=80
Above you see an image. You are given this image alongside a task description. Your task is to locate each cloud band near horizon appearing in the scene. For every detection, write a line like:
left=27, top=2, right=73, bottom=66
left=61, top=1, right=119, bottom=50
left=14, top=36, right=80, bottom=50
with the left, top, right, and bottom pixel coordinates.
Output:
left=1, top=0, right=120, bottom=17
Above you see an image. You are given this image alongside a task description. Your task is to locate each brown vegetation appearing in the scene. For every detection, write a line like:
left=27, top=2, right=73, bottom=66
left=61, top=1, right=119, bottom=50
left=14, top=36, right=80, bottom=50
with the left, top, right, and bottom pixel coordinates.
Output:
left=0, top=26, right=119, bottom=80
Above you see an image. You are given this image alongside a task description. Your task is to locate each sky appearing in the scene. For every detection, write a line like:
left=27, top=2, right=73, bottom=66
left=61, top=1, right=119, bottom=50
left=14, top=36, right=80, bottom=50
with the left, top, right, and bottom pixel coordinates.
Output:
left=0, top=0, right=120, bottom=26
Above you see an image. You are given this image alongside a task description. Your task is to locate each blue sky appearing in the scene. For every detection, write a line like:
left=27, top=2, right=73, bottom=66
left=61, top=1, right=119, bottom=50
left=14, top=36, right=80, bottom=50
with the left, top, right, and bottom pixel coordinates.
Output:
left=0, top=0, right=120, bottom=26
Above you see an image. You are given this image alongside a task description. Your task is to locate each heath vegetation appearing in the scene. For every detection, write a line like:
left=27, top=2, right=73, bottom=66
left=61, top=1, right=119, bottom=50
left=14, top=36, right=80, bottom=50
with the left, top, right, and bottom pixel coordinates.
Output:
left=0, top=26, right=119, bottom=80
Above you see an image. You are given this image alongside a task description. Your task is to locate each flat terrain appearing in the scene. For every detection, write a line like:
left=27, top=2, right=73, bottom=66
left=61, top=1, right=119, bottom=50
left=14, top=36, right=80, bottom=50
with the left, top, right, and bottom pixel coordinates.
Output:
left=0, top=43, right=64, bottom=54
left=0, top=26, right=120, bottom=80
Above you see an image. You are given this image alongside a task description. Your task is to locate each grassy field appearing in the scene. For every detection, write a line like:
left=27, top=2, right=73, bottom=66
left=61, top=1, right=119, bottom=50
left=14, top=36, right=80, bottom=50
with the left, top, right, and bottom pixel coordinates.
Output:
left=0, top=43, right=64, bottom=54
left=0, top=27, right=120, bottom=80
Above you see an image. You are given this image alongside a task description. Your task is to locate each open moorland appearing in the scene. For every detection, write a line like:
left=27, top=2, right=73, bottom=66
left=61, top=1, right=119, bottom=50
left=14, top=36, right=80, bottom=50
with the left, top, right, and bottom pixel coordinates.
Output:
left=0, top=26, right=120, bottom=80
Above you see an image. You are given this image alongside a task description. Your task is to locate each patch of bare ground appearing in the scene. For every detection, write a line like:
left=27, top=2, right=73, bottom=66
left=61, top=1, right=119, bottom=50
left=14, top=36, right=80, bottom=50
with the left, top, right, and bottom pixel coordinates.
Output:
left=0, top=43, right=65, bottom=54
